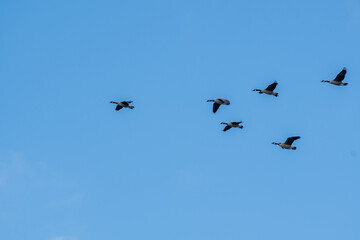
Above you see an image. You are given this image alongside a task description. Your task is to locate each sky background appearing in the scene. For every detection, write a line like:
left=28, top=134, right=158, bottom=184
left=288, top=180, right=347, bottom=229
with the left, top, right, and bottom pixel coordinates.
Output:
left=1, top=0, right=360, bottom=239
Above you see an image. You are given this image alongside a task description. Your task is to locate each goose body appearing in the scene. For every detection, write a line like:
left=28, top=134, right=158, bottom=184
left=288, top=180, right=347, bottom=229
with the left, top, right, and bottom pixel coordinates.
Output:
left=207, top=98, right=230, bottom=113
left=253, top=81, right=278, bottom=97
left=322, top=68, right=348, bottom=86
left=272, top=136, right=300, bottom=150
left=220, top=121, right=243, bottom=131
left=110, top=101, right=134, bottom=111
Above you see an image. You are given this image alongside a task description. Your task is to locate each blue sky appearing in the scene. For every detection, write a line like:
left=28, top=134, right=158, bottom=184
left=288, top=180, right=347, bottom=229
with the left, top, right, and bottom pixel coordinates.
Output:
left=1, top=0, right=360, bottom=239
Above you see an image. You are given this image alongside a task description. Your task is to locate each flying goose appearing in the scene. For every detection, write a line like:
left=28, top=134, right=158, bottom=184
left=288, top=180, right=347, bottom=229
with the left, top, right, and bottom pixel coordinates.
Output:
left=220, top=121, right=244, bottom=132
left=322, top=68, right=348, bottom=86
left=253, top=81, right=279, bottom=97
left=272, top=136, right=300, bottom=150
left=110, top=101, right=134, bottom=111
left=207, top=99, right=230, bottom=113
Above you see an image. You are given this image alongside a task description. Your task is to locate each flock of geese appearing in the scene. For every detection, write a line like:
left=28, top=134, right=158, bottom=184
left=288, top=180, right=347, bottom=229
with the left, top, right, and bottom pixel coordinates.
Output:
left=110, top=68, right=349, bottom=150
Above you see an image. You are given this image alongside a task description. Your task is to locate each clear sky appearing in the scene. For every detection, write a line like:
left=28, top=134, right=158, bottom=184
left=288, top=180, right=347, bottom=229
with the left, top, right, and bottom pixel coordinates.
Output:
left=1, top=0, right=360, bottom=239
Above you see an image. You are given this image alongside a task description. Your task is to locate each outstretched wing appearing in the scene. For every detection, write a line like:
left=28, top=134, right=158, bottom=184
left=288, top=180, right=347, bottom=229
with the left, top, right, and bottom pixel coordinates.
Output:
left=265, top=81, right=278, bottom=91
left=213, top=103, right=221, bottom=113
left=284, top=136, right=300, bottom=145
left=115, top=105, right=123, bottom=111
left=120, top=101, right=130, bottom=107
left=334, top=68, right=347, bottom=82
left=223, top=125, right=232, bottom=132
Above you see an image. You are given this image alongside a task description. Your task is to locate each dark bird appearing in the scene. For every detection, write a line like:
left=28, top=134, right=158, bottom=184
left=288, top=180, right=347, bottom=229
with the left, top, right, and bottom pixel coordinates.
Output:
left=272, top=136, right=301, bottom=150
left=322, top=68, right=348, bottom=86
left=110, top=101, right=134, bottom=111
left=206, top=99, right=230, bottom=113
left=253, top=81, right=279, bottom=97
left=220, top=121, right=244, bottom=132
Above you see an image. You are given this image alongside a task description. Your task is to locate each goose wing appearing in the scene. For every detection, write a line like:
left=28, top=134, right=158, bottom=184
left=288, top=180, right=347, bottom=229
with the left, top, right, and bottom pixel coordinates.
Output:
left=220, top=99, right=230, bottom=105
left=120, top=101, right=130, bottom=107
left=223, top=125, right=232, bottom=131
left=213, top=103, right=221, bottom=113
left=333, top=68, right=347, bottom=82
left=284, top=136, right=300, bottom=145
left=115, top=105, right=123, bottom=111
left=265, top=81, right=278, bottom=91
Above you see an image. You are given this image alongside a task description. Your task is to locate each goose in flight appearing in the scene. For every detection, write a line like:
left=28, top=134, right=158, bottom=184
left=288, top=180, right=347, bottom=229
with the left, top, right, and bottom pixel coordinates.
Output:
left=322, top=68, right=348, bottom=86
left=253, top=81, right=279, bottom=97
left=110, top=101, right=134, bottom=111
left=207, top=99, right=230, bottom=113
left=220, top=121, right=244, bottom=132
left=272, top=136, right=300, bottom=150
